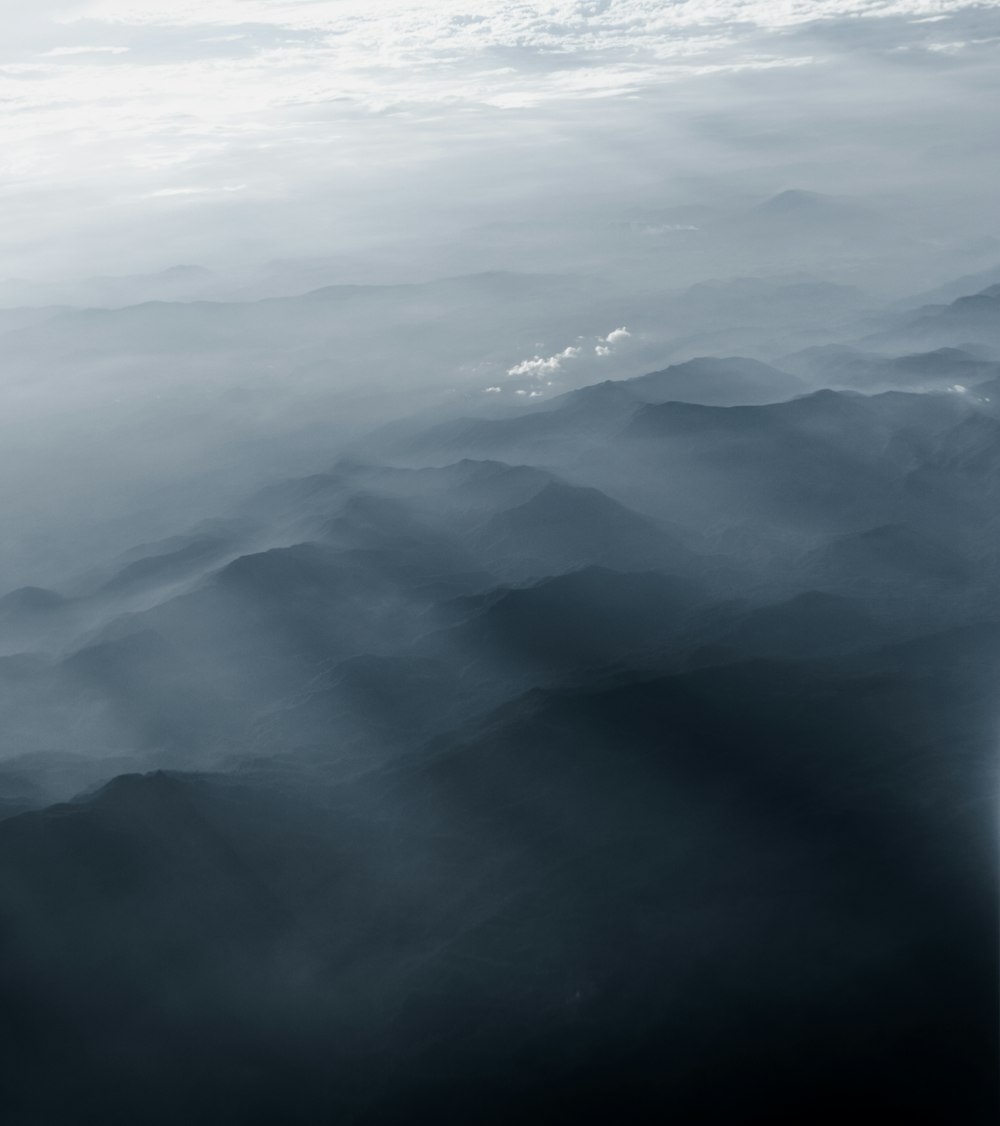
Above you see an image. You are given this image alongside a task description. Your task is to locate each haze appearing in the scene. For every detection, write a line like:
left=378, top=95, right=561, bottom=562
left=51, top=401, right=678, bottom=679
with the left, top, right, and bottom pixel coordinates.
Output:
left=0, top=4, right=997, bottom=1124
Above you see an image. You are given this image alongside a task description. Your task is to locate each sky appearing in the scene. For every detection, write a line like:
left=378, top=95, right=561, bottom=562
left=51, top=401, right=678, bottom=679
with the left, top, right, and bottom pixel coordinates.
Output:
left=0, top=0, right=998, bottom=278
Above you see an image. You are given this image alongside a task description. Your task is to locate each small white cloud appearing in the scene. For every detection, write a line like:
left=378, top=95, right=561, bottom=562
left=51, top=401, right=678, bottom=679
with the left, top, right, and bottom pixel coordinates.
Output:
left=507, top=344, right=581, bottom=378
left=595, top=326, right=630, bottom=356
left=483, top=385, right=502, bottom=393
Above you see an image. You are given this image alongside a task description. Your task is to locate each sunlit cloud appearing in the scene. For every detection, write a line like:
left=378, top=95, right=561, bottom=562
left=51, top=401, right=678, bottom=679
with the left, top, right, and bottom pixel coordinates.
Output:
left=0, top=0, right=995, bottom=275
left=508, top=345, right=582, bottom=378
left=595, top=326, right=630, bottom=356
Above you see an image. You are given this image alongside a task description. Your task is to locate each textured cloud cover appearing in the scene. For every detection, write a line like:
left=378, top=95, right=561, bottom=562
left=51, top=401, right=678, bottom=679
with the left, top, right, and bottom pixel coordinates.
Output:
left=0, top=0, right=997, bottom=276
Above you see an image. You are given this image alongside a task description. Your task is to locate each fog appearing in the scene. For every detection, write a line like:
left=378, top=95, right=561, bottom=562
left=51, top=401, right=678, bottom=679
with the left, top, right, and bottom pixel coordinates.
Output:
left=0, top=1, right=997, bottom=592
left=0, top=3, right=997, bottom=1124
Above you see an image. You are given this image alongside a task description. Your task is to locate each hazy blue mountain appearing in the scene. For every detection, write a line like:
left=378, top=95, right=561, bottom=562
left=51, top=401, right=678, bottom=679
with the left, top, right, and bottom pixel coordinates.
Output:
left=399, top=356, right=807, bottom=465
left=98, top=534, right=237, bottom=597
left=0, top=271, right=606, bottom=359
left=3, top=8, right=999, bottom=1120
left=800, top=523, right=975, bottom=592
left=781, top=344, right=1000, bottom=391
left=0, top=264, right=219, bottom=309
left=472, top=481, right=697, bottom=581
left=0, top=587, right=76, bottom=655
left=903, top=263, right=1000, bottom=308
left=1, top=257, right=1000, bottom=1126
left=872, top=285, right=1000, bottom=352
left=623, top=356, right=805, bottom=404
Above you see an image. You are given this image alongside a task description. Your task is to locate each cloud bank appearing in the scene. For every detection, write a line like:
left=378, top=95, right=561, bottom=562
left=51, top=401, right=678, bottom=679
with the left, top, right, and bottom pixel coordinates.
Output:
left=0, top=0, right=996, bottom=276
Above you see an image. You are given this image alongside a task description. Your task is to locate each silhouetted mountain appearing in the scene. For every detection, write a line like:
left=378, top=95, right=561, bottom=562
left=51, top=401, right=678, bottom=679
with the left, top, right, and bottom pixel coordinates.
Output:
left=99, top=534, right=235, bottom=596
left=693, top=590, right=892, bottom=659
left=0, top=271, right=605, bottom=359
left=801, top=523, right=975, bottom=593
left=904, top=262, right=1000, bottom=307
left=0, top=587, right=76, bottom=655
left=400, top=356, right=806, bottom=465
left=474, top=481, right=696, bottom=580
left=781, top=344, right=999, bottom=391
left=625, top=356, right=803, bottom=404
left=0, top=586, right=67, bottom=618
left=60, top=630, right=225, bottom=759
left=717, top=191, right=884, bottom=250
left=0, top=265, right=219, bottom=309
left=1, top=252, right=999, bottom=1125
left=874, top=285, right=1000, bottom=351
left=613, top=388, right=974, bottom=535
left=438, top=566, right=702, bottom=674
left=0, top=622, right=994, bottom=1124
left=0, top=9, right=997, bottom=1119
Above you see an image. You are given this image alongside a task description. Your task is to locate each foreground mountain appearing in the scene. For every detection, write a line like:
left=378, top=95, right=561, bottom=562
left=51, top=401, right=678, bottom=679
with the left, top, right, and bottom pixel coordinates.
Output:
left=0, top=271, right=998, bottom=1123
left=0, top=623, right=994, bottom=1124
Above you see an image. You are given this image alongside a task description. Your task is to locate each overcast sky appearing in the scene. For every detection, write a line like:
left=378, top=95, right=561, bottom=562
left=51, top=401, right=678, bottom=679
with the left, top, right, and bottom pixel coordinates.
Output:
left=1, top=0, right=998, bottom=279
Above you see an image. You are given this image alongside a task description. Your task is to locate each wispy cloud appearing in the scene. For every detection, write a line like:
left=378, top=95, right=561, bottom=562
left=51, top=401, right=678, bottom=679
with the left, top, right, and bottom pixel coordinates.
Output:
left=43, top=45, right=130, bottom=57
left=145, top=184, right=247, bottom=198
left=0, top=0, right=996, bottom=274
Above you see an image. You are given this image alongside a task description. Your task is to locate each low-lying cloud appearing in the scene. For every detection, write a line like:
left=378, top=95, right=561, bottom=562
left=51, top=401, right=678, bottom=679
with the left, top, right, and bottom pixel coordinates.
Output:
left=508, top=345, right=583, bottom=379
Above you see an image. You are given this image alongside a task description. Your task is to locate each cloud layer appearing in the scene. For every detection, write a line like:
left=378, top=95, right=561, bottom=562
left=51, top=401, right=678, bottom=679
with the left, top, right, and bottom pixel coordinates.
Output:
left=0, top=0, right=997, bottom=276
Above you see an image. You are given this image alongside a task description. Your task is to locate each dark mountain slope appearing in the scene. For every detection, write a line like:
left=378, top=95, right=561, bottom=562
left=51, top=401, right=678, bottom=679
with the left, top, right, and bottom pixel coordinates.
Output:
left=610, top=388, right=972, bottom=533
left=625, top=355, right=804, bottom=404
left=436, top=566, right=702, bottom=673
left=688, top=590, right=893, bottom=659
left=397, top=356, right=806, bottom=466
left=473, top=480, right=697, bottom=580
left=800, top=522, right=975, bottom=592
left=0, top=624, right=995, bottom=1124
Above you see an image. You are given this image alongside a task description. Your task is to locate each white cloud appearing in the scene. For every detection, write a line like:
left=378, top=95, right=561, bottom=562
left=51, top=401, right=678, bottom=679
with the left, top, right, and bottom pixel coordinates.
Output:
left=595, top=325, right=630, bottom=355
left=507, top=344, right=581, bottom=378
left=0, top=0, right=996, bottom=274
